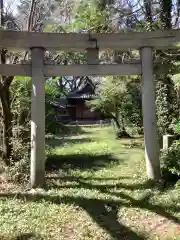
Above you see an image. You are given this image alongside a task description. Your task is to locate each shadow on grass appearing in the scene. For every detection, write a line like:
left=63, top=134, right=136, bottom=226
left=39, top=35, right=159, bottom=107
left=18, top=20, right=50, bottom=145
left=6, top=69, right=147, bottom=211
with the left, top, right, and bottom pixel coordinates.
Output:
left=0, top=233, right=44, bottom=240
left=78, top=198, right=145, bottom=240
left=121, top=140, right=144, bottom=150
left=0, top=191, right=179, bottom=239
left=46, top=179, right=180, bottom=224
left=14, top=233, right=43, bottom=240
left=46, top=137, right=93, bottom=148
left=47, top=178, right=160, bottom=192
left=46, top=153, right=120, bottom=172
left=55, top=124, right=87, bottom=137
left=0, top=193, right=145, bottom=240
left=47, top=176, right=131, bottom=181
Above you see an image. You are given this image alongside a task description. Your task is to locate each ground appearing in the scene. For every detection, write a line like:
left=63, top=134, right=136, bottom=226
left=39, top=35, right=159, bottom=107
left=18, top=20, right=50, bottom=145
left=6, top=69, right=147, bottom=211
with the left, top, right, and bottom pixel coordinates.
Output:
left=0, top=126, right=180, bottom=240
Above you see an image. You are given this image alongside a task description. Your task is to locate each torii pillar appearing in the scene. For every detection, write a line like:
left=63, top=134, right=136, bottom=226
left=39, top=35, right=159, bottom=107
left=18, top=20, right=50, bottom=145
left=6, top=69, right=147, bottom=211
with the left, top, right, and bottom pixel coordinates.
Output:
left=30, top=47, right=45, bottom=188
left=140, top=47, right=161, bottom=180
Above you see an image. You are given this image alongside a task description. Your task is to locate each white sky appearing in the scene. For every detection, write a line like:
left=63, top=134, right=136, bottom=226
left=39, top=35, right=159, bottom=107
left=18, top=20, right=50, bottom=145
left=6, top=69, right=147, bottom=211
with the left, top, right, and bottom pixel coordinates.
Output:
left=4, top=0, right=180, bottom=17
left=5, top=0, right=19, bottom=14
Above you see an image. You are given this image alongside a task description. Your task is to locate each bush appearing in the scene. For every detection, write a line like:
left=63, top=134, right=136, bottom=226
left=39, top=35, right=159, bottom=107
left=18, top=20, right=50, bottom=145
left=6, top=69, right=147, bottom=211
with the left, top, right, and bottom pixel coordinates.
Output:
left=8, top=157, right=30, bottom=183
left=8, top=144, right=52, bottom=184
left=175, top=120, right=180, bottom=135
left=161, top=140, right=180, bottom=182
left=115, top=129, right=131, bottom=139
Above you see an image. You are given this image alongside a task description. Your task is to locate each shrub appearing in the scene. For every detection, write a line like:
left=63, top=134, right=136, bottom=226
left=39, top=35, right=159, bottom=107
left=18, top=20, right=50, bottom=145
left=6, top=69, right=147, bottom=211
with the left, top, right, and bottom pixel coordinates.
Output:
left=161, top=140, right=180, bottom=182
left=8, top=144, right=52, bottom=184
left=156, top=76, right=178, bottom=136
left=175, top=120, right=180, bottom=135
left=8, top=157, right=30, bottom=184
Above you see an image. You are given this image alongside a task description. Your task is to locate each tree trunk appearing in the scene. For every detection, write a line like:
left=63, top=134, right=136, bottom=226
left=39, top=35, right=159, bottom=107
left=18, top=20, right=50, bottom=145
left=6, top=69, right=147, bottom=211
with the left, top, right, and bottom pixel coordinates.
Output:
left=160, top=0, right=172, bottom=29
left=113, top=116, right=121, bottom=130
left=0, top=85, right=13, bottom=166
left=111, top=114, right=130, bottom=138
left=144, top=0, right=153, bottom=25
left=120, top=116, right=126, bottom=132
left=112, top=112, right=121, bottom=130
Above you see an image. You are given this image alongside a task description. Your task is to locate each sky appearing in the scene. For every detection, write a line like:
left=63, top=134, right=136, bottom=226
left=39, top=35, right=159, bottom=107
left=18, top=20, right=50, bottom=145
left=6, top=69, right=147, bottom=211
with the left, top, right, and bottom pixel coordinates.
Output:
left=4, top=0, right=180, bottom=16
left=5, top=0, right=19, bottom=14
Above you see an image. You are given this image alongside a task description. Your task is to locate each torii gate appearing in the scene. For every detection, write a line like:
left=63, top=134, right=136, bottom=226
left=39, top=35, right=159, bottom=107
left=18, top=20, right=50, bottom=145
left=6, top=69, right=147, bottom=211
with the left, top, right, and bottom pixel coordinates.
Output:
left=0, top=29, right=179, bottom=188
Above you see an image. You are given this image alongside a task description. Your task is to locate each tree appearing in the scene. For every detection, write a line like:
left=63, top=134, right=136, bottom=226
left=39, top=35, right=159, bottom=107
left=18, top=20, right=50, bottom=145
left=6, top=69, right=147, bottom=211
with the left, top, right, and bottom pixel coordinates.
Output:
left=71, top=0, right=110, bottom=32
left=129, top=0, right=179, bottom=138
left=17, top=0, right=56, bottom=31
left=89, top=76, right=131, bottom=137
left=0, top=0, right=16, bottom=165
left=0, top=0, right=55, bottom=165
left=155, top=0, right=179, bottom=137
left=10, top=76, right=61, bottom=145
left=126, top=77, right=143, bottom=133
left=88, top=75, right=143, bottom=137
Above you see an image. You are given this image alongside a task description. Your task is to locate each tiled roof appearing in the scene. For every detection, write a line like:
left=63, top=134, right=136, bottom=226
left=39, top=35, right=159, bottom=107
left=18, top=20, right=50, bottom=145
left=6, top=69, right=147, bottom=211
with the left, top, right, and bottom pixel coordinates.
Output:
left=51, top=98, right=68, bottom=108
left=67, top=82, right=95, bottom=99
left=68, top=93, right=95, bottom=99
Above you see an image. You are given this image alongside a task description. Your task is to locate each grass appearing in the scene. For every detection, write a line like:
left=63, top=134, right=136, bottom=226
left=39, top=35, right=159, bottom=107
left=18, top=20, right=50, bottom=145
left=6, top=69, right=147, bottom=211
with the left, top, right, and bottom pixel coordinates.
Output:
left=0, top=126, right=180, bottom=240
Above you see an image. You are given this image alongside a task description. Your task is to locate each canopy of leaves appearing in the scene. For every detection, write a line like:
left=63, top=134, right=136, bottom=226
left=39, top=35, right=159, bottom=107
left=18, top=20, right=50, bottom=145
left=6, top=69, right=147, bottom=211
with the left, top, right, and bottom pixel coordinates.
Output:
left=71, top=0, right=110, bottom=32
left=89, top=76, right=142, bottom=131
left=89, top=77, right=126, bottom=116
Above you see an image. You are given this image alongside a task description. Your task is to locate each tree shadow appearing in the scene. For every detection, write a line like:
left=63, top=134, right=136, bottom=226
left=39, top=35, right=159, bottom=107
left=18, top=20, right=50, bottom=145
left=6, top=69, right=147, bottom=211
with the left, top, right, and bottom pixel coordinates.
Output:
left=81, top=181, right=180, bottom=224
left=46, top=121, right=87, bottom=136
left=0, top=193, right=145, bottom=240
left=62, top=179, right=180, bottom=223
left=45, top=178, right=180, bottom=225
left=47, top=176, right=131, bottom=181
left=77, top=198, right=145, bottom=239
left=0, top=192, right=179, bottom=239
left=14, top=233, right=44, bottom=240
left=45, top=153, right=120, bottom=172
left=47, top=176, right=162, bottom=192
left=0, top=233, right=44, bottom=240
left=57, top=125, right=87, bottom=137
left=46, top=137, right=93, bottom=148
left=121, top=142, right=144, bottom=150
left=118, top=192, right=180, bottom=224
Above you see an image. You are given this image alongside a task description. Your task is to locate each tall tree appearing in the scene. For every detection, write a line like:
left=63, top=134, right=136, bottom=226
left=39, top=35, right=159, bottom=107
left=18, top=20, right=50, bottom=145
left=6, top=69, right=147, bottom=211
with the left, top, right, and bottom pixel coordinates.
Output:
left=0, top=0, right=15, bottom=165
left=160, top=0, right=172, bottom=29
left=155, top=0, right=178, bottom=136
left=0, top=0, right=54, bottom=165
left=17, top=0, right=56, bottom=31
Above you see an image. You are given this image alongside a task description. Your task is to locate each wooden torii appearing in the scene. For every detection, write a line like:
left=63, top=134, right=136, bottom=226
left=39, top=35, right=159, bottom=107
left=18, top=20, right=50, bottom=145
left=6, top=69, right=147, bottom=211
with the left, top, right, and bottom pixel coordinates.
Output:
left=1, top=29, right=180, bottom=188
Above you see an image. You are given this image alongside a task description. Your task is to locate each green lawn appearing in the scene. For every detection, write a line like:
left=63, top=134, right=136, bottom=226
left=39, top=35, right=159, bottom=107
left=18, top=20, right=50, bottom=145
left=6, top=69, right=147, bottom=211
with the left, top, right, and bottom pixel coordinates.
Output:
left=0, top=126, right=180, bottom=240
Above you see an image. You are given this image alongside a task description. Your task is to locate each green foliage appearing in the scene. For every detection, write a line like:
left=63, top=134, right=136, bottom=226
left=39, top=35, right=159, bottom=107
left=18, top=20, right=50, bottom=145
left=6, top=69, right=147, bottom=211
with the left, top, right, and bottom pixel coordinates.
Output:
left=9, top=76, right=63, bottom=162
left=58, top=51, right=87, bottom=64
left=89, top=76, right=142, bottom=134
left=10, top=77, right=31, bottom=161
left=125, top=77, right=142, bottom=132
left=7, top=76, right=66, bottom=182
left=175, top=121, right=180, bottom=134
left=155, top=76, right=178, bottom=136
left=45, top=78, right=60, bottom=97
left=70, top=0, right=110, bottom=32
left=161, top=140, right=180, bottom=180
left=11, top=76, right=31, bottom=121
left=8, top=143, right=52, bottom=183
left=45, top=78, right=64, bottom=134
left=8, top=157, right=30, bottom=183
left=169, top=120, right=180, bottom=136
left=89, top=77, right=127, bottom=129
